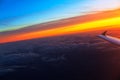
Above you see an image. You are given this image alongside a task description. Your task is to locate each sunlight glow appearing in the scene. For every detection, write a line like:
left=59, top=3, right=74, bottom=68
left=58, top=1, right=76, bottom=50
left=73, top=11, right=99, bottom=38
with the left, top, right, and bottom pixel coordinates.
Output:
left=90, top=0, right=120, bottom=11
left=1, top=16, right=120, bottom=43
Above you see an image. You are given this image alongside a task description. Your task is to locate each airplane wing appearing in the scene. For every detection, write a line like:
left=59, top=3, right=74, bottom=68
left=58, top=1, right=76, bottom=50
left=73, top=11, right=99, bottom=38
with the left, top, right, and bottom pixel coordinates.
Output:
left=98, top=31, right=120, bottom=46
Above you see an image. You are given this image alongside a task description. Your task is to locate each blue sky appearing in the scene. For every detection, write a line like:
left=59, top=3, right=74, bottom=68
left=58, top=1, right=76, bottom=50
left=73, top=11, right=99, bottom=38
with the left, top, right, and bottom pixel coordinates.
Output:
left=0, top=0, right=120, bottom=31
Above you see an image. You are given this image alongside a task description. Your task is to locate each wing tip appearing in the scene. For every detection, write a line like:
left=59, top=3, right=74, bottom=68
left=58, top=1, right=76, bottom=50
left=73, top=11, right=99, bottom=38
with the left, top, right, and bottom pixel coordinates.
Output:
left=101, top=31, right=107, bottom=36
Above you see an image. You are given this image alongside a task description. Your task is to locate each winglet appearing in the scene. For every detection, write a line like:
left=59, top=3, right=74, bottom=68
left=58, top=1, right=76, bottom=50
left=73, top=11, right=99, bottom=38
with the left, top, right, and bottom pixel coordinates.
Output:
left=102, top=31, right=107, bottom=36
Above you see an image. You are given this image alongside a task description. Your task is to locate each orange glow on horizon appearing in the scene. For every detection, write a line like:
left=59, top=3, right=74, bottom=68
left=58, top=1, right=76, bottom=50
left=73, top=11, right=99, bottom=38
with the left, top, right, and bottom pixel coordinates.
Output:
left=1, top=15, right=120, bottom=44
left=1, top=9, right=120, bottom=44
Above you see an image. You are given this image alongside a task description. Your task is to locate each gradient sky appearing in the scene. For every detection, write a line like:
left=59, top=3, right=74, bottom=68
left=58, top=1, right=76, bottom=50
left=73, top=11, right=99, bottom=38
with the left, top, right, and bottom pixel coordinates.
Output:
left=0, top=0, right=120, bottom=31
left=0, top=0, right=120, bottom=44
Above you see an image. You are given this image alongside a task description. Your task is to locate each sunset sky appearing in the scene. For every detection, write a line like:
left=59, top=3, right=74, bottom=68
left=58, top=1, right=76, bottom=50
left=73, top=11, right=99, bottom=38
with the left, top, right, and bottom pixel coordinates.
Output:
left=0, top=0, right=120, bottom=43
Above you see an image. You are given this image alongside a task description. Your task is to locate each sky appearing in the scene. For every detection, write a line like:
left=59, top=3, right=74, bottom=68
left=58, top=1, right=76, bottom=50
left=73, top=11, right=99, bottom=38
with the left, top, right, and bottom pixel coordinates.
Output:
left=0, top=0, right=120, bottom=43
left=0, top=0, right=120, bottom=31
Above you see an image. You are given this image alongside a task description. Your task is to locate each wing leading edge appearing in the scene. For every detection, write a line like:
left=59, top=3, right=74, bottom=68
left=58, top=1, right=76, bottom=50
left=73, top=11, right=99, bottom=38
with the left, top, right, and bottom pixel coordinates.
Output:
left=98, top=31, right=120, bottom=46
